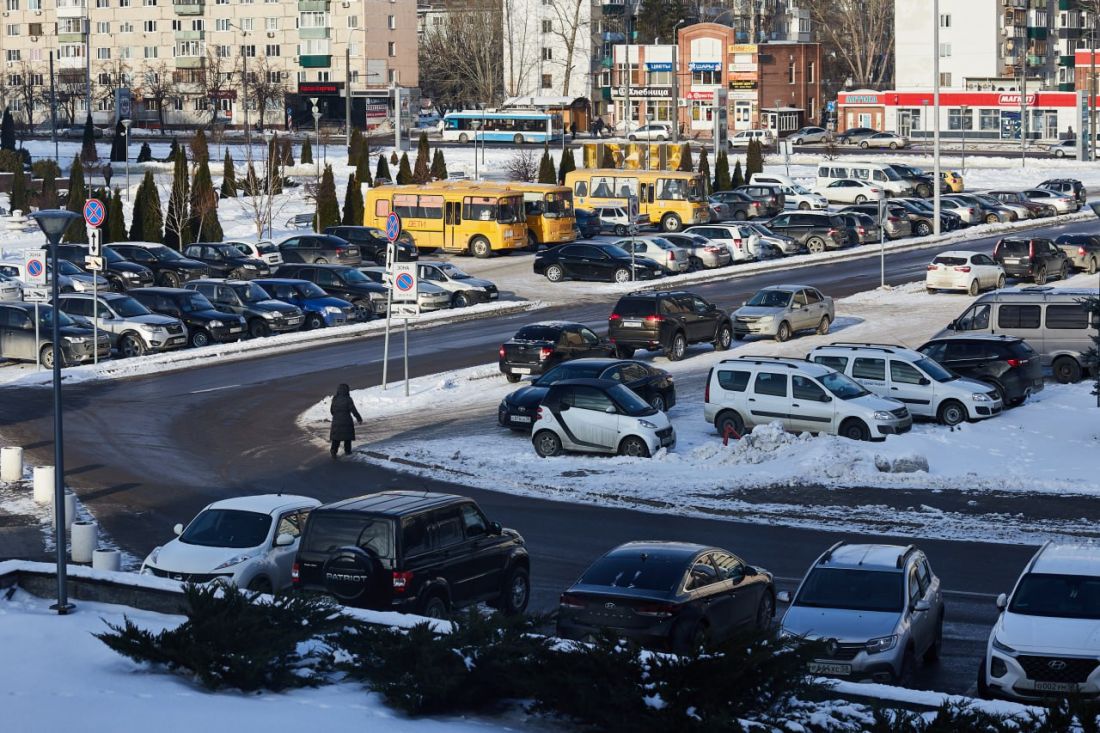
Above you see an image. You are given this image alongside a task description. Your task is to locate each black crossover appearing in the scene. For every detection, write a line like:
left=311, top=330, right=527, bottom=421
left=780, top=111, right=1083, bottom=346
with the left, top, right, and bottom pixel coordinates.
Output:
left=609, top=291, right=733, bottom=361
left=533, top=242, right=663, bottom=283
left=498, top=321, right=616, bottom=383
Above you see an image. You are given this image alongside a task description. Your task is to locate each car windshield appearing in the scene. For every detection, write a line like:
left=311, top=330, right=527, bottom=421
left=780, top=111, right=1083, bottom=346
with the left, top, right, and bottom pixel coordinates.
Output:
left=794, top=568, right=904, bottom=613
left=296, top=282, right=328, bottom=298
left=498, top=196, right=523, bottom=223
left=111, top=296, right=151, bottom=318
left=150, top=246, right=185, bottom=262
left=514, top=325, right=561, bottom=341
left=231, top=282, right=272, bottom=302
left=56, top=260, right=83, bottom=275
left=39, top=307, right=75, bottom=329
left=211, top=244, right=241, bottom=257
left=437, top=263, right=471, bottom=279
left=301, top=514, right=394, bottom=558
left=819, top=371, right=871, bottom=399
left=748, top=223, right=776, bottom=236
left=255, top=242, right=278, bottom=255
left=914, top=357, right=956, bottom=383
left=933, top=256, right=968, bottom=266
left=609, top=384, right=657, bottom=416
left=790, top=185, right=812, bottom=195
left=179, top=509, right=271, bottom=549
left=746, top=290, right=792, bottom=308
left=341, top=268, right=370, bottom=284
left=578, top=552, right=687, bottom=593
left=1009, top=573, right=1100, bottom=620
left=535, top=362, right=605, bottom=385
left=102, top=247, right=126, bottom=264
left=180, top=293, right=215, bottom=313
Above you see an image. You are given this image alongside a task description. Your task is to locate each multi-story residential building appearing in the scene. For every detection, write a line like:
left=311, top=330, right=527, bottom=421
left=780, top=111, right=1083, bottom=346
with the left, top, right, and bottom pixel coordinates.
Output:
left=700, top=0, right=810, bottom=44
left=0, top=0, right=416, bottom=130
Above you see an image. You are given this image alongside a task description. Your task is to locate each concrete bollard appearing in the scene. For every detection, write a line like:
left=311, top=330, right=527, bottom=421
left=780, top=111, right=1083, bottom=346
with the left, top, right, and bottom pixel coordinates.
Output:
left=0, top=447, right=23, bottom=482
left=32, top=466, right=54, bottom=505
left=92, top=549, right=121, bottom=572
left=71, top=521, right=98, bottom=563
left=54, top=490, right=76, bottom=532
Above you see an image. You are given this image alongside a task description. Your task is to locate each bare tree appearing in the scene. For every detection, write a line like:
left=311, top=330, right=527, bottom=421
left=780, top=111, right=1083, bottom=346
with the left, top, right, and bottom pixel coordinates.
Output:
left=504, top=149, right=539, bottom=181
left=419, top=3, right=504, bottom=108
left=11, top=61, right=44, bottom=133
left=137, top=62, right=179, bottom=133
left=95, top=58, right=131, bottom=117
left=240, top=56, right=287, bottom=132
left=198, top=51, right=235, bottom=130
left=503, top=0, right=537, bottom=97
left=543, top=0, right=589, bottom=97
left=804, top=0, right=894, bottom=89
left=234, top=140, right=289, bottom=238
left=55, top=71, right=85, bottom=125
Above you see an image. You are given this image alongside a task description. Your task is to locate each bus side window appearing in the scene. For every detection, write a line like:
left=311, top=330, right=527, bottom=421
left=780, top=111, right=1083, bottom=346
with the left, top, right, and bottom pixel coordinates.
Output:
left=575, top=181, right=588, bottom=197
left=375, top=198, right=390, bottom=217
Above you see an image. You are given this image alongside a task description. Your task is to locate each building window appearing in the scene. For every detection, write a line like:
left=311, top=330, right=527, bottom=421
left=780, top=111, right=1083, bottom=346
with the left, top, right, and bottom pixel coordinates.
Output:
left=350, top=70, right=358, bottom=82
left=646, top=70, right=671, bottom=85
left=691, top=70, right=720, bottom=85
left=96, top=21, right=109, bottom=33
left=28, top=21, right=41, bottom=34
left=144, top=20, right=157, bottom=32
left=387, top=68, right=395, bottom=82
left=144, top=47, right=158, bottom=59
left=690, top=100, right=713, bottom=122
left=97, top=47, right=111, bottom=59
left=347, top=15, right=358, bottom=28
left=143, top=0, right=156, bottom=6
left=241, top=44, right=256, bottom=57
left=5, top=24, right=17, bottom=36
left=216, top=19, right=230, bottom=31
left=542, top=19, right=551, bottom=33
left=172, top=19, right=182, bottom=31
left=939, top=72, right=951, bottom=86
left=388, top=15, right=395, bottom=30
left=807, top=61, right=815, bottom=84
left=240, top=18, right=253, bottom=31
left=120, top=21, right=133, bottom=32
left=265, top=44, right=280, bottom=56
left=788, top=62, right=795, bottom=84
left=939, top=43, right=951, bottom=57
left=979, top=108, right=1000, bottom=130
left=541, top=73, right=552, bottom=88
left=542, top=47, right=552, bottom=61
left=176, top=41, right=201, bottom=57
left=317, top=71, right=330, bottom=82
left=388, top=41, right=396, bottom=56
left=300, top=12, right=329, bottom=29
left=193, top=19, right=203, bottom=31
left=948, top=108, right=973, bottom=130
left=27, top=0, right=39, bottom=7
left=120, top=47, right=132, bottom=59
left=265, top=17, right=278, bottom=30
left=31, top=72, right=43, bottom=85
left=939, top=13, right=950, bottom=28
left=266, top=70, right=280, bottom=83
left=4, top=0, right=16, bottom=9
left=215, top=44, right=230, bottom=58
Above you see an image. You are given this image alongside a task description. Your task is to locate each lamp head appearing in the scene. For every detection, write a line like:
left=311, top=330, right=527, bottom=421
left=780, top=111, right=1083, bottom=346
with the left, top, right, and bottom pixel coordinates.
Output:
left=30, top=210, right=81, bottom=244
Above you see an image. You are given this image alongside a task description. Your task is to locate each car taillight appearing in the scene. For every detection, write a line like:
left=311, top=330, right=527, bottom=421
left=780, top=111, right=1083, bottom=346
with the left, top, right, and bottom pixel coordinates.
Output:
left=1006, top=358, right=1021, bottom=368
left=536, top=406, right=544, bottom=421
left=560, top=593, right=586, bottom=609
left=968, top=208, right=975, bottom=215
left=1029, top=241, right=1035, bottom=258
left=644, top=315, right=664, bottom=324
left=668, top=251, right=675, bottom=261
left=539, top=347, right=552, bottom=360
left=704, top=372, right=711, bottom=402
left=858, top=226, right=866, bottom=236
left=927, top=264, right=938, bottom=270
left=499, top=345, right=506, bottom=359
left=291, top=563, right=299, bottom=584
left=827, top=228, right=838, bottom=237
left=888, top=216, right=900, bottom=223
left=704, top=245, right=720, bottom=252
left=954, top=266, right=971, bottom=273
left=609, top=313, right=622, bottom=321
left=1080, top=247, right=1088, bottom=257
left=392, top=570, right=414, bottom=593
left=634, top=602, right=677, bottom=617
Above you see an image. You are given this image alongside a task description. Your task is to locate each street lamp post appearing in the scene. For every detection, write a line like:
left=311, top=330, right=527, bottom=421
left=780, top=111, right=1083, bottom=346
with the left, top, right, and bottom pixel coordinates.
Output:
left=121, top=119, right=132, bottom=200
left=310, top=97, right=321, bottom=181
left=672, top=19, right=686, bottom=144
left=29, top=209, right=83, bottom=617
left=932, top=0, right=941, bottom=236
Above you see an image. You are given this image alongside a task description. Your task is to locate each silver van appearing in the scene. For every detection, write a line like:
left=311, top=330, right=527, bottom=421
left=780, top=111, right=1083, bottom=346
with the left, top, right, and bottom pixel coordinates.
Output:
left=937, top=287, right=1098, bottom=383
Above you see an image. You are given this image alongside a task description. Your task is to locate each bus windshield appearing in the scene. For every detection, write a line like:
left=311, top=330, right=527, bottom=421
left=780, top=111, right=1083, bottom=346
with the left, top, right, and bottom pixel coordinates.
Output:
left=656, top=177, right=704, bottom=202
left=544, top=192, right=574, bottom=218
left=498, top=196, right=523, bottom=223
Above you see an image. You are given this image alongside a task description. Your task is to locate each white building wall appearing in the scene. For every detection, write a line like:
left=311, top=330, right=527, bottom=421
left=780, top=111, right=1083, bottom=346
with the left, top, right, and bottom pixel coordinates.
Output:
left=502, top=0, right=597, bottom=99
left=895, top=0, right=1000, bottom=90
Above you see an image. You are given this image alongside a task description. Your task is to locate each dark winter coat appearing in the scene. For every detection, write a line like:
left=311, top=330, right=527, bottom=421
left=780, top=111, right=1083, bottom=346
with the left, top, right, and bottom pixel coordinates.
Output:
left=329, top=384, right=362, bottom=442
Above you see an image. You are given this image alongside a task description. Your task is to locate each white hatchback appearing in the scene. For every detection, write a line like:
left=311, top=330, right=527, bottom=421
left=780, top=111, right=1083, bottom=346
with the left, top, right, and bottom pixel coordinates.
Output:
left=140, top=494, right=320, bottom=593
left=819, top=179, right=885, bottom=204
left=225, top=239, right=284, bottom=267
left=925, top=250, right=1005, bottom=295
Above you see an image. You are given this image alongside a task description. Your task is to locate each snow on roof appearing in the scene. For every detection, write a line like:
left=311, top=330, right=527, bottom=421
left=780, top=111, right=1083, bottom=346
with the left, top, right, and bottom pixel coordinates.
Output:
left=205, top=493, right=320, bottom=514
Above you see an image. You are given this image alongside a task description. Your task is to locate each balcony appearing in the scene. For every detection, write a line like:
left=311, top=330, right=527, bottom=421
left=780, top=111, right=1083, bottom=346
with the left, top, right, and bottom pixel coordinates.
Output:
left=1060, top=54, right=1076, bottom=66
left=1027, top=53, right=1043, bottom=66
left=54, top=0, right=86, bottom=17
left=299, top=54, right=331, bottom=68
left=1058, top=28, right=1083, bottom=39
left=1058, top=81, right=1075, bottom=91
left=175, top=57, right=204, bottom=69
left=173, top=0, right=203, bottom=14
left=1027, top=26, right=1048, bottom=40
left=175, top=30, right=204, bottom=41
left=57, top=33, right=84, bottom=44
left=297, top=0, right=328, bottom=10
left=59, top=55, right=85, bottom=70
left=299, top=26, right=330, bottom=40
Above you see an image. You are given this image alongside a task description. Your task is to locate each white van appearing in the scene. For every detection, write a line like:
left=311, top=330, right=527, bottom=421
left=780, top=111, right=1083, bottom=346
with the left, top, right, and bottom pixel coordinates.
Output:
left=807, top=342, right=1003, bottom=425
left=728, top=129, right=775, bottom=149
left=815, top=161, right=913, bottom=197
left=749, top=173, right=828, bottom=211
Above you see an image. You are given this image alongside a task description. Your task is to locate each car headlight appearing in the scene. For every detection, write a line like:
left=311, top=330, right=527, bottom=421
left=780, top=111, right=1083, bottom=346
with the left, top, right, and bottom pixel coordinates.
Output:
left=757, top=315, right=774, bottom=323
left=124, top=270, right=140, bottom=279
left=261, top=311, right=276, bottom=319
left=972, top=393, right=991, bottom=402
left=369, top=291, right=386, bottom=301
left=71, top=280, right=86, bottom=291
left=638, top=419, right=659, bottom=429
left=992, top=636, right=1017, bottom=655
left=323, top=306, right=342, bottom=315
left=873, top=411, right=894, bottom=421
left=208, top=320, right=224, bottom=328
left=213, top=553, right=254, bottom=570
left=865, top=635, right=897, bottom=654
left=147, top=546, right=162, bottom=565
left=63, top=335, right=87, bottom=344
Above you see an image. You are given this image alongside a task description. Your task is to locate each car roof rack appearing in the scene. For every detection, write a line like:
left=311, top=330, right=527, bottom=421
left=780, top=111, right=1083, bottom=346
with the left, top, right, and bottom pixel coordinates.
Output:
left=896, top=544, right=917, bottom=569
left=1017, top=286, right=1055, bottom=292
left=817, top=342, right=907, bottom=354
left=818, top=541, right=844, bottom=564
left=719, top=357, right=803, bottom=369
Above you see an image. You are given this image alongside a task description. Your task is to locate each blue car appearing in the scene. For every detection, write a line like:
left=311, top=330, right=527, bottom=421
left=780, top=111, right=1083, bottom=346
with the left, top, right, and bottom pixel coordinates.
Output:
left=574, top=208, right=602, bottom=239
left=253, top=278, right=354, bottom=329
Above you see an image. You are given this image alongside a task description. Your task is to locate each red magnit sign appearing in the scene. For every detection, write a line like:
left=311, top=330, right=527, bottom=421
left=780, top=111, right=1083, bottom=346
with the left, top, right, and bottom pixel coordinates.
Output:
left=839, top=90, right=1077, bottom=108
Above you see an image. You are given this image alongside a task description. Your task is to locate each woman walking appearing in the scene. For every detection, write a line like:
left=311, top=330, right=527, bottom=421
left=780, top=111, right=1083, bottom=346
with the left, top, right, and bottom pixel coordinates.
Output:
left=329, top=383, right=363, bottom=458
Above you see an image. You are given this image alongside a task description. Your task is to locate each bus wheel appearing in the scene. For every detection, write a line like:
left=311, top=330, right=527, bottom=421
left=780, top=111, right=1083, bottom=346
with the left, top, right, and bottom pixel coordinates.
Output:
left=513, top=134, right=525, bottom=145
left=459, top=133, right=469, bottom=144
left=470, top=236, right=492, bottom=259
left=661, top=213, right=682, bottom=232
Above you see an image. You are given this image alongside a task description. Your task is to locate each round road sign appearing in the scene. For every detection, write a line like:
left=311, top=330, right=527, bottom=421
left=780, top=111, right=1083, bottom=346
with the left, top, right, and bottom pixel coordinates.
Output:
left=385, top=212, right=402, bottom=242
left=395, top=272, right=415, bottom=292
left=83, top=198, right=105, bottom=228
left=26, top=259, right=44, bottom=278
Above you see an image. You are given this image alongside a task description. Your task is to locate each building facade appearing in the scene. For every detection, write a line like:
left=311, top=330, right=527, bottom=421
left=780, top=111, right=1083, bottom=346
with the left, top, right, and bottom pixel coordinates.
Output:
left=0, top=0, right=417, bottom=130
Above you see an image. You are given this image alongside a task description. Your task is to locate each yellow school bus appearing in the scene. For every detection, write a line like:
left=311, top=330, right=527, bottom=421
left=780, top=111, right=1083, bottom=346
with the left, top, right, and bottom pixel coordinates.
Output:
left=564, top=169, right=710, bottom=232
left=363, top=184, right=527, bottom=257
left=419, top=181, right=576, bottom=248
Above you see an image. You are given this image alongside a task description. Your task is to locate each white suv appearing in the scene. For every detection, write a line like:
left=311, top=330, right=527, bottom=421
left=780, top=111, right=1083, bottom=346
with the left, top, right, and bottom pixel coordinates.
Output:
left=981, top=542, right=1100, bottom=701
left=531, top=378, right=675, bottom=458
left=807, top=342, right=1003, bottom=426
left=703, top=356, right=912, bottom=441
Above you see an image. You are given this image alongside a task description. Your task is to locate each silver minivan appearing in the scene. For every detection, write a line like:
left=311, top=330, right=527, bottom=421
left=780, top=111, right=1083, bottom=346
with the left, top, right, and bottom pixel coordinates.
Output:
left=938, top=287, right=1098, bottom=383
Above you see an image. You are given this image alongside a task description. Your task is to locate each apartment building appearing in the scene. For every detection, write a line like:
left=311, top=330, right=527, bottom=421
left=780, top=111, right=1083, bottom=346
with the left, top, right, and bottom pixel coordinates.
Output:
left=0, top=0, right=416, bottom=130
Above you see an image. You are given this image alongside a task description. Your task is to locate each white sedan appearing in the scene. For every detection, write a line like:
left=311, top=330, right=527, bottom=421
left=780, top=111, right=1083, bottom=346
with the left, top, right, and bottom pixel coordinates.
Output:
left=140, top=494, right=320, bottom=593
left=925, top=250, right=1005, bottom=295
left=627, top=123, right=672, bottom=141
left=818, top=179, right=885, bottom=204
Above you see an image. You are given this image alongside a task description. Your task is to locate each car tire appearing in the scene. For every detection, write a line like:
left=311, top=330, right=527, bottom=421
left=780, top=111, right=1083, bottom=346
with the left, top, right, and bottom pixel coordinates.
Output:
left=774, top=321, right=791, bottom=343
left=926, top=287, right=936, bottom=295
left=533, top=429, right=563, bottom=457
left=505, top=373, right=522, bottom=383
left=249, top=319, right=270, bottom=338
left=618, top=435, right=651, bottom=458
left=855, top=195, right=867, bottom=204
left=545, top=264, right=565, bottom=283
left=615, top=345, right=635, bottom=358
left=661, top=213, right=682, bottom=232
left=793, top=137, right=803, bottom=145
left=627, top=134, right=637, bottom=141
left=39, top=344, right=62, bottom=369
left=108, top=277, right=125, bottom=293
left=469, top=236, right=492, bottom=259
left=688, top=256, right=704, bottom=272
left=799, top=202, right=810, bottom=210
left=458, top=133, right=469, bottom=144
left=421, top=594, right=449, bottom=619
left=816, top=316, right=831, bottom=335
left=894, top=646, right=916, bottom=686
left=915, top=221, right=932, bottom=236
left=497, top=565, right=530, bottom=615
left=1053, top=356, right=1082, bottom=384
left=839, top=418, right=870, bottom=442
left=1034, top=267, right=1047, bottom=285
left=968, top=279, right=979, bottom=296
left=733, top=210, right=748, bottom=221
left=189, top=329, right=212, bottom=348
left=1089, top=257, right=1099, bottom=275
left=806, top=237, right=826, bottom=254
left=119, top=333, right=146, bottom=358
left=714, top=323, right=733, bottom=350
left=924, top=613, right=944, bottom=663
left=756, top=592, right=774, bottom=630
left=613, top=267, right=632, bottom=284
left=305, top=313, right=324, bottom=330
left=352, top=300, right=373, bottom=321
left=247, top=577, right=273, bottom=594
left=715, top=410, right=744, bottom=437
left=1061, top=263, right=1070, bottom=281
left=452, top=292, right=471, bottom=308
left=229, top=268, right=246, bottom=280
left=977, top=659, right=991, bottom=699
left=666, top=332, right=687, bottom=361
left=513, top=133, right=525, bottom=145
left=314, top=258, right=328, bottom=264
left=860, top=141, right=869, bottom=149
left=158, top=271, right=180, bottom=288
left=938, top=399, right=967, bottom=426
left=889, top=142, right=898, bottom=149
left=985, top=213, right=999, bottom=224
left=649, top=392, right=667, bottom=412
left=996, top=274, right=1005, bottom=290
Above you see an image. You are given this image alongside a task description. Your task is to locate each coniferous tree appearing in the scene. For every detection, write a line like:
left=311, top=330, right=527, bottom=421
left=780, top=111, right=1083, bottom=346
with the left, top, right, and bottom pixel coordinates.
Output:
left=557, top=147, right=576, bottom=185
left=745, top=139, right=764, bottom=180
left=599, top=146, right=616, bottom=169
left=137, top=141, right=152, bottom=163
left=300, top=136, right=313, bottom=165
left=412, top=132, right=431, bottom=183
left=374, top=154, right=391, bottom=185
left=314, top=164, right=340, bottom=231
left=243, top=162, right=260, bottom=197
left=64, top=156, right=88, bottom=243
left=697, top=148, right=711, bottom=195
left=129, top=175, right=146, bottom=241
left=537, top=147, right=556, bottom=184
left=164, top=148, right=190, bottom=250
left=220, top=150, right=237, bottom=198
left=678, top=143, right=693, bottom=172
left=141, top=171, right=164, bottom=243
left=731, top=159, right=745, bottom=189
left=396, top=152, right=413, bottom=184
left=108, top=121, right=127, bottom=162
left=189, top=157, right=222, bottom=243
left=430, top=149, right=448, bottom=181
left=107, top=188, right=126, bottom=244
left=348, top=127, right=363, bottom=162
left=80, top=114, right=98, bottom=163
left=8, top=160, right=27, bottom=213
left=0, top=109, right=14, bottom=151
left=190, top=128, right=209, bottom=164
left=280, top=138, right=293, bottom=167
left=163, top=137, right=181, bottom=163
left=36, top=163, right=58, bottom=209
left=389, top=151, right=399, bottom=166
left=357, top=147, right=373, bottom=185
left=713, top=150, right=731, bottom=192
left=342, top=173, right=364, bottom=226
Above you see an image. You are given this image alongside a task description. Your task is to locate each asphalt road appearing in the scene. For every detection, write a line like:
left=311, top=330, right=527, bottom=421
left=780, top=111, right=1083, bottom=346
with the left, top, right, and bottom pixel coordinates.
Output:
left=1, top=213, right=1096, bottom=695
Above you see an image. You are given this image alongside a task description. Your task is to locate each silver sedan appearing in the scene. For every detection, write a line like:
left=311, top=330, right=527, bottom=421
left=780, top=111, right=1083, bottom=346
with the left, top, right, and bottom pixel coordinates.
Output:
left=860, top=132, right=908, bottom=149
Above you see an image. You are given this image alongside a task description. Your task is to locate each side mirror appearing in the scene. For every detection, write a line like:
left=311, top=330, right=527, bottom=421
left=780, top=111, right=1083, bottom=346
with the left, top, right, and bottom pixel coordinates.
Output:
left=173, top=523, right=184, bottom=536
left=488, top=521, right=503, bottom=536
left=743, top=565, right=758, bottom=577
left=776, top=590, right=792, bottom=604
left=919, top=377, right=931, bottom=386
left=912, top=599, right=931, bottom=613
left=274, top=533, right=295, bottom=547
left=996, top=593, right=1008, bottom=610
left=819, top=394, right=832, bottom=403
left=604, top=405, right=617, bottom=414
left=948, top=319, right=958, bottom=330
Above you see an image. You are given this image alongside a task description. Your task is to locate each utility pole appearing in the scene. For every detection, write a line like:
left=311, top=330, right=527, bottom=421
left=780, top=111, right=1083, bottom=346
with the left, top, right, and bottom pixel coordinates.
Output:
left=624, top=12, right=632, bottom=139
left=1092, top=18, right=1097, bottom=161
left=345, top=46, right=352, bottom=156
left=1021, top=58, right=1027, bottom=168
left=932, top=0, right=941, bottom=235
left=50, top=51, right=59, bottom=162
left=85, top=18, right=92, bottom=125
left=672, top=19, right=685, bottom=144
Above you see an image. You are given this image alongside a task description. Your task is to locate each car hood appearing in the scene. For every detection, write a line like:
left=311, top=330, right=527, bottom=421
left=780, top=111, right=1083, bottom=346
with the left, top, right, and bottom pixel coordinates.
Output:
left=111, top=261, right=153, bottom=275
left=630, top=255, right=662, bottom=270
left=249, top=299, right=301, bottom=315
left=734, top=305, right=785, bottom=318
left=851, top=392, right=906, bottom=411
left=190, top=308, right=241, bottom=322
left=304, top=296, right=353, bottom=309
left=995, top=612, right=1100, bottom=655
left=174, top=259, right=209, bottom=270
left=506, top=385, right=550, bottom=407
left=454, top=277, right=494, bottom=289
left=146, top=539, right=263, bottom=574
left=418, top=282, right=447, bottom=294
left=951, top=376, right=998, bottom=395
left=781, top=605, right=901, bottom=643
left=59, top=324, right=94, bottom=337
left=130, top=313, right=181, bottom=328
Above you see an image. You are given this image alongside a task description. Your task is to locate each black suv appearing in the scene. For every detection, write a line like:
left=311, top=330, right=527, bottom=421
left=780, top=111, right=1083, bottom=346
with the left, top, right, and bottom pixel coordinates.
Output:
left=1038, top=178, right=1087, bottom=204
left=734, top=184, right=785, bottom=215
left=277, top=234, right=362, bottom=265
left=182, top=243, right=272, bottom=280
left=323, top=226, right=418, bottom=266
left=917, top=334, right=1044, bottom=407
left=499, top=321, right=616, bottom=382
left=992, top=237, right=1072, bottom=284
left=765, top=212, right=851, bottom=253
left=129, top=287, right=247, bottom=347
left=293, top=491, right=530, bottom=618
left=0, top=301, right=109, bottom=368
left=275, top=263, right=387, bottom=320
left=886, top=163, right=936, bottom=198
left=56, top=244, right=155, bottom=292
left=608, top=291, right=733, bottom=361
left=109, top=242, right=210, bottom=287
left=184, top=279, right=304, bottom=337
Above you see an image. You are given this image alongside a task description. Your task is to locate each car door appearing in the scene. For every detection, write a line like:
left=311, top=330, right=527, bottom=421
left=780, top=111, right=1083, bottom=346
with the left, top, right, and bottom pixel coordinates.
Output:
left=790, top=289, right=814, bottom=330
left=681, top=294, right=712, bottom=342
left=577, top=325, right=613, bottom=358
left=280, top=237, right=303, bottom=262
left=681, top=553, right=738, bottom=639
left=887, top=359, right=934, bottom=418
left=426, top=505, right=481, bottom=606
left=565, top=385, right=620, bottom=450
left=788, top=375, right=836, bottom=433
left=313, top=268, right=346, bottom=299
left=804, top=287, right=829, bottom=325
left=0, top=306, right=17, bottom=359
left=457, top=502, right=503, bottom=600
left=905, top=561, right=934, bottom=656
left=972, top=253, right=999, bottom=287
left=568, top=245, right=603, bottom=279
left=746, top=371, right=790, bottom=428
left=3, top=307, right=35, bottom=360
left=269, top=509, right=306, bottom=589
left=710, top=551, right=763, bottom=631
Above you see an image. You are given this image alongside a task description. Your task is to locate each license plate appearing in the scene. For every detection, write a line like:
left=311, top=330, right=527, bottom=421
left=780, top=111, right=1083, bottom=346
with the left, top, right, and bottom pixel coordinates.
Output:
left=1007, top=258, right=1022, bottom=264
left=1034, top=681, right=1079, bottom=693
left=229, top=327, right=243, bottom=333
left=168, top=337, right=185, bottom=345
left=623, top=320, right=643, bottom=328
left=511, top=415, right=532, bottom=424
left=287, top=317, right=302, bottom=324
left=512, top=367, right=531, bottom=374
left=808, top=662, right=851, bottom=676
left=490, top=293, right=499, bottom=299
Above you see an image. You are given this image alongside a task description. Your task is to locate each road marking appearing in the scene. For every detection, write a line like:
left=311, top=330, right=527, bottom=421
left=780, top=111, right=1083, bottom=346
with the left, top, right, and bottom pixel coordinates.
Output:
left=190, top=384, right=241, bottom=394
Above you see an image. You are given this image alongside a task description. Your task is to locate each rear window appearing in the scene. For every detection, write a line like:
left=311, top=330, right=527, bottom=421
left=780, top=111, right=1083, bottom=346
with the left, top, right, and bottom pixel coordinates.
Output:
left=1046, top=304, right=1088, bottom=329
left=997, top=240, right=1030, bottom=256
left=579, top=552, right=687, bottom=592
left=813, top=355, right=849, bottom=372
left=717, top=370, right=750, bottom=392
left=828, top=216, right=847, bottom=228
left=852, top=357, right=886, bottom=380
left=1006, top=340, right=1037, bottom=358
left=514, top=325, right=563, bottom=341
left=614, top=298, right=656, bottom=318
left=997, top=305, right=1041, bottom=329
left=302, top=513, right=395, bottom=559
left=932, top=256, right=967, bottom=266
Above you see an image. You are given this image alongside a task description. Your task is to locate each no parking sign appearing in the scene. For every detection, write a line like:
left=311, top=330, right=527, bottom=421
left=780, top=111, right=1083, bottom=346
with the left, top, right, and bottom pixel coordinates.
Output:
left=391, top=262, right=417, bottom=302
left=24, top=249, right=46, bottom=285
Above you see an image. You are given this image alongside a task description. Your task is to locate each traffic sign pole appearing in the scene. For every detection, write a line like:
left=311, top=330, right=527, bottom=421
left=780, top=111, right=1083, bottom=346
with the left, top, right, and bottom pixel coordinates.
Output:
left=381, top=212, right=402, bottom=391
left=84, top=200, right=105, bottom=366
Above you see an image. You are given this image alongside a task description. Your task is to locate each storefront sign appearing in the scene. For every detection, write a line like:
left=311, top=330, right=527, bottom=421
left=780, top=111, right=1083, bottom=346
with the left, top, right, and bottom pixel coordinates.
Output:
left=729, top=44, right=758, bottom=54
left=730, top=71, right=757, bottom=81
left=997, top=93, right=1036, bottom=106
left=729, top=80, right=758, bottom=90
left=298, top=82, right=344, bottom=95
left=729, top=90, right=757, bottom=101
left=842, top=94, right=881, bottom=105
left=686, top=90, right=714, bottom=100
left=613, top=86, right=673, bottom=98
left=689, top=61, right=721, bottom=72
left=209, top=90, right=237, bottom=100
left=730, top=63, right=757, bottom=73
left=645, top=62, right=673, bottom=72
